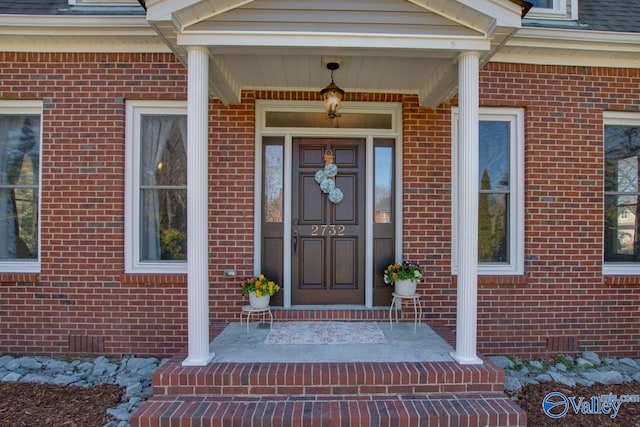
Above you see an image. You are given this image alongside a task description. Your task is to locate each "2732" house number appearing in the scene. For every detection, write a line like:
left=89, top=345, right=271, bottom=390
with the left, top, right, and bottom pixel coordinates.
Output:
left=310, top=224, right=346, bottom=236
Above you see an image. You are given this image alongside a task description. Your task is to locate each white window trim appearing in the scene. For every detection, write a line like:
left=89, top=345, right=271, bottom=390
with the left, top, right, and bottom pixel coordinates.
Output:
left=451, top=107, right=525, bottom=276
left=602, top=111, right=640, bottom=276
left=124, top=100, right=187, bottom=274
left=0, top=100, right=43, bottom=274
left=525, top=0, right=570, bottom=20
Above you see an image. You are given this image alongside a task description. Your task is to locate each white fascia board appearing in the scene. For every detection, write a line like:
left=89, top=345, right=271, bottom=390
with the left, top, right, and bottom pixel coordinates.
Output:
left=508, top=27, right=640, bottom=52
left=0, top=14, right=151, bottom=31
left=178, top=32, right=491, bottom=51
left=491, top=50, right=640, bottom=68
left=457, top=0, right=524, bottom=27
left=408, top=0, right=522, bottom=34
left=0, top=39, right=171, bottom=53
left=145, top=0, right=202, bottom=21
left=146, top=0, right=253, bottom=28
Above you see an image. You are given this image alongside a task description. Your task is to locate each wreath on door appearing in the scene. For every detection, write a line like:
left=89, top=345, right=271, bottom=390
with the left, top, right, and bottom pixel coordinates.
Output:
left=314, top=149, right=344, bottom=204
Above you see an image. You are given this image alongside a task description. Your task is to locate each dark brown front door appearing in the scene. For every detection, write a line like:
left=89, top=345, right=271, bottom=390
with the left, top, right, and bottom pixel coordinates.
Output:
left=291, top=138, right=365, bottom=305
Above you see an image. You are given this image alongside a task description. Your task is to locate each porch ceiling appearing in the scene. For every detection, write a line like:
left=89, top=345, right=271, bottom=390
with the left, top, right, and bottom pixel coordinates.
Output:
left=145, top=0, right=526, bottom=108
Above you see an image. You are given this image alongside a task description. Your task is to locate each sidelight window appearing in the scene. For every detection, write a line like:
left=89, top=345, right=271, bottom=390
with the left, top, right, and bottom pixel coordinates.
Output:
left=0, top=101, right=41, bottom=272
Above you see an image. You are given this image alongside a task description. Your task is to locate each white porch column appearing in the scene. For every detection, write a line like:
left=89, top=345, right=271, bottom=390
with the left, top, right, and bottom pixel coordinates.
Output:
left=451, top=52, right=483, bottom=365
left=182, top=46, right=214, bottom=366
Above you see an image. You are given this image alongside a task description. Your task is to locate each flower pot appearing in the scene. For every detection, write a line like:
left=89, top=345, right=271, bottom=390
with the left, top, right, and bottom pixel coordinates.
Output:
left=248, top=292, right=270, bottom=309
left=394, top=279, right=417, bottom=296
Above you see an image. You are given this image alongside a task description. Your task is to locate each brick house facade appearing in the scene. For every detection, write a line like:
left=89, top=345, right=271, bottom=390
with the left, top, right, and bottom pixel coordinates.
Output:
left=0, top=0, right=639, bottom=362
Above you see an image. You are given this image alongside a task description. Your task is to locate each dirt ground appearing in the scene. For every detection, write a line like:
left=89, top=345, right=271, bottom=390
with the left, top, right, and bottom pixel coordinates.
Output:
left=0, top=382, right=122, bottom=426
left=514, top=381, right=640, bottom=426
left=1, top=380, right=640, bottom=426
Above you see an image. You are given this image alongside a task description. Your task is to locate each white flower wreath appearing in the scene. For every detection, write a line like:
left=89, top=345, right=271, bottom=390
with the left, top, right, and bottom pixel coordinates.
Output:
left=328, top=188, right=344, bottom=203
left=315, top=150, right=343, bottom=204
left=324, top=163, right=338, bottom=177
left=319, top=177, right=335, bottom=193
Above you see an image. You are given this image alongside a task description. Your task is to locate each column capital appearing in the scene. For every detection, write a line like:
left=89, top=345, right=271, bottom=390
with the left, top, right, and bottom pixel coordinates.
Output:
left=456, top=51, right=481, bottom=62
left=186, top=45, right=210, bottom=54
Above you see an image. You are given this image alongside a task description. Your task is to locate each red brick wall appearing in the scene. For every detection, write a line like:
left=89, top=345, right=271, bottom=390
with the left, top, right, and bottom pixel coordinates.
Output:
left=0, top=52, right=192, bottom=357
left=473, top=63, right=640, bottom=357
left=1, top=52, right=639, bottom=359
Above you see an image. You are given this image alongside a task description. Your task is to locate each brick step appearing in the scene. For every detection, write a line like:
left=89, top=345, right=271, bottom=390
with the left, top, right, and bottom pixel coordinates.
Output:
left=152, top=361, right=506, bottom=397
left=131, top=392, right=526, bottom=427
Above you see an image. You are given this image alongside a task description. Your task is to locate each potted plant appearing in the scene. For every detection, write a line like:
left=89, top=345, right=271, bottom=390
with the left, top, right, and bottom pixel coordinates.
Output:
left=383, top=261, right=423, bottom=296
left=241, top=274, right=281, bottom=308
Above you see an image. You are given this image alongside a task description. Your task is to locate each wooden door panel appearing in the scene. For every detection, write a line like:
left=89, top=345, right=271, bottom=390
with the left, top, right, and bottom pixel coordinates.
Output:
left=334, top=146, right=356, bottom=166
left=292, top=138, right=365, bottom=305
left=301, top=175, right=324, bottom=223
left=334, top=174, right=357, bottom=223
left=300, top=237, right=324, bottom=289
left=332, top=237, right=358, bottom=289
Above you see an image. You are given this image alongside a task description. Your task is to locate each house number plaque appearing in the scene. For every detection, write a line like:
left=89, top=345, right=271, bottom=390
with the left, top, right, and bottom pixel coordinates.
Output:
left=310, top=224, right=346, bottom=236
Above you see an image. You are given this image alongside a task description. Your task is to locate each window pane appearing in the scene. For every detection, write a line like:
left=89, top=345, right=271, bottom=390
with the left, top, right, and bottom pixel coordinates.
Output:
left=479, top=121, right=510, bottom=190
left=374, top=146, right=393, bottom=223
left=0, top=114, right=40, bottom=260
left=605, top=195, right=639, bottom=261
left=140, top=188, right=187, bottom=261
left=266, top=111, right=392, bottom=129
left=530, top=0, right=553, bottom=8
left=138, top=113, right=187, bottom=262
left=605, top=124, right=640, bottom=262
left=479, top=192, right=508, bottom=262
left=140, top=115, right=187, bottom=186
left=478, top=121, right=510, bottom=264
left=264, top=144, right=283, bottom=223
left=605, top=126, right=640, bottom=192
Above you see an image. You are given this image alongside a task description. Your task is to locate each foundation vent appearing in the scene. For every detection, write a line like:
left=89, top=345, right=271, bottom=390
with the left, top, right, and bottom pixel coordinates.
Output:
left=68, top=335, right=105, bottom=353
left=546, top=336, right=578, bottom=353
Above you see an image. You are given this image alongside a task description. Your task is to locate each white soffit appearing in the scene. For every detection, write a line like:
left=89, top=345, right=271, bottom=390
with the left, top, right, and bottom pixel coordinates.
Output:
left=493, top=27, right=640, bottom=68
left=0, top=15, right=169, bottom=52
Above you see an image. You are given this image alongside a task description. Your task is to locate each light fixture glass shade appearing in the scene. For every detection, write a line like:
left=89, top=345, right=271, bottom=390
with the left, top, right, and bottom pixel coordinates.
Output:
left=320, top=81, right=344, bottom=119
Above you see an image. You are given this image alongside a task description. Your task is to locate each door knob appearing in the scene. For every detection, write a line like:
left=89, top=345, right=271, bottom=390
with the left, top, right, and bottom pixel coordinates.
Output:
left=292, top=229, right=298, bottom=254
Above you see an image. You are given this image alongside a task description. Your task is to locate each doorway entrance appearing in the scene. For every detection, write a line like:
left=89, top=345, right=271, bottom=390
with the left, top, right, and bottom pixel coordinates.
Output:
left=291, top=138, right=365, bottom=305
left=256, top=101, right=402, bottom=308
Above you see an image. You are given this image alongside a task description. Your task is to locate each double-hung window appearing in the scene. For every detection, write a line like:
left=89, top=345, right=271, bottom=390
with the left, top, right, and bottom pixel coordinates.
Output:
left=452, top=108, right=524, bottom=275
left=125, top=101, right=187, bottom=273
left=0, top=101, right=41, bottom=273
left=603, top=112, right=640, bottom=275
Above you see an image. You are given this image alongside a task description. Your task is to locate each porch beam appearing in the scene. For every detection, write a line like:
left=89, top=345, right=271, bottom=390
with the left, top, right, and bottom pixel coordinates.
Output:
left=451, top=51, right=483, bottom=365
left=182, top=46, right=214, bottom=367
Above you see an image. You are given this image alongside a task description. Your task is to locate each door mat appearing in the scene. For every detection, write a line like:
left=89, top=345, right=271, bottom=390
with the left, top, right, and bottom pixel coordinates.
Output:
left=264, top=321, right=387, bottom=345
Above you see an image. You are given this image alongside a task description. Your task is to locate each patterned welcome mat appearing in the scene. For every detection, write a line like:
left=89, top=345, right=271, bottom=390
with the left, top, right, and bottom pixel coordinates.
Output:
left=264, top=321, right=387, bottom=345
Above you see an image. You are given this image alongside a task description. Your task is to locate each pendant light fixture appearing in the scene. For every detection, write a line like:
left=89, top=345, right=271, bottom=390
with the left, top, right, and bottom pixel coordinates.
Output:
left=320, top=62, right=344, bottom=119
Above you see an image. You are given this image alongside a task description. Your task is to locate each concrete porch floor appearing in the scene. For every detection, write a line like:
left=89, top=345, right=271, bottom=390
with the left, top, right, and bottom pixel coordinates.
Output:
left=208, top=321, right=455, bottom=363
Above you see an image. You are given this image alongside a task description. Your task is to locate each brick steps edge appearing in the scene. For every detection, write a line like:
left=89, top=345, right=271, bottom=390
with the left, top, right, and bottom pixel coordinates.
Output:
left=131, top=392, right=527, bottom=427
left=152, top=360, right=506, bottom=396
